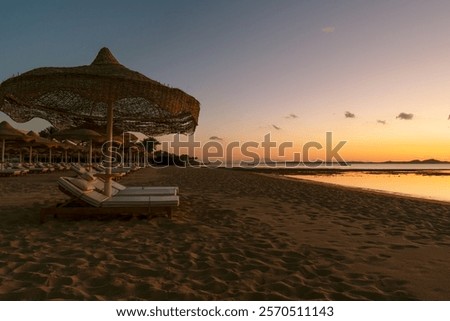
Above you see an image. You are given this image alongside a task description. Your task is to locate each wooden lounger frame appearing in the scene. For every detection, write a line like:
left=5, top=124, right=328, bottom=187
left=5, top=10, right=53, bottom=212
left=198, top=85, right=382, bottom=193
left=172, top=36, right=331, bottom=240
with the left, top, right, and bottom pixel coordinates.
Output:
left=40, top=199, right=174, bottom=223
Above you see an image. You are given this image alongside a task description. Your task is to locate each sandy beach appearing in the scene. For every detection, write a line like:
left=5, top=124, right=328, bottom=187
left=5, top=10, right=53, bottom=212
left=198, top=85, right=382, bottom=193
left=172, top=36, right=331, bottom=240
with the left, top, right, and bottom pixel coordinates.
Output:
left=0, top=166, right=449, bottom=300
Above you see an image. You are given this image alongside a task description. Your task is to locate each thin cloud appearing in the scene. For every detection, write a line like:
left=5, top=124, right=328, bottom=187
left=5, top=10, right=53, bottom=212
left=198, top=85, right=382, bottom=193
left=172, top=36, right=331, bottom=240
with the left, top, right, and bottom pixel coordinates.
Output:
left=377, top=120, right=386, bottom=125
left=272, top=124, right=281, bottom=130
left=345, top=111, right=355, bottom=118
left=322, top=26, right=335, bottom=33
left=209, top=136, right=223, bottom=141
left=285, top=113, right=299, bottom=119
left=396, top=112, right=414, bottom=120
left=448, top=114, right=450, bottom=120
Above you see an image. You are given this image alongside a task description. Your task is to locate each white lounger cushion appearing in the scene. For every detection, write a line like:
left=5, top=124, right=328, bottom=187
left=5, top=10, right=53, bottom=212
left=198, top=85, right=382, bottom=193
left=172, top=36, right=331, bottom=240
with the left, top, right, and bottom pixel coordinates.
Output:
left=102, top=195, right=179, bottom=207
left=83, top=190, right=110, bottom=207
left=58, top=177, right=179, bottom=208
left=81, top=172, right=96, bottom=181
left=87, top=178, right=177, bottom=196
left=117, top=186, right=178, bottom=196
left=0, top=169, right=22, bottom=176
left=60, top=177, right=85, bottom=197
left=71, top=178, right=96, bottom=191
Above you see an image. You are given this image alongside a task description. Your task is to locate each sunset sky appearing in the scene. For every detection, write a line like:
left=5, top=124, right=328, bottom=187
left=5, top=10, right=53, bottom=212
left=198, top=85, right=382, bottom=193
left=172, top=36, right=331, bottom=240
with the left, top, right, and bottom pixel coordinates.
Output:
left=1, top=0, right=449, bottom=162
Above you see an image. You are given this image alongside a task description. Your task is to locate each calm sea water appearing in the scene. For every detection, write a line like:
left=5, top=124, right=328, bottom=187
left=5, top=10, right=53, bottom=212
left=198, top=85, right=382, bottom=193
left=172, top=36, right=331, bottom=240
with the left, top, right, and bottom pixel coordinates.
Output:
left=285, top=166, right=450, bottom=203
left=237, top=162, right=450, bottom=171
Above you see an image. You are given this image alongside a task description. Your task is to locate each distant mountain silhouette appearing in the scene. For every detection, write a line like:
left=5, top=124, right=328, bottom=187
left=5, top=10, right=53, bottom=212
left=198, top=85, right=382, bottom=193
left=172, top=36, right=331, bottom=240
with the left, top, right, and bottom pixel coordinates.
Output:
left=407, top=159, right=449, bottom=164
left=351, top=159, right=450, bottom=164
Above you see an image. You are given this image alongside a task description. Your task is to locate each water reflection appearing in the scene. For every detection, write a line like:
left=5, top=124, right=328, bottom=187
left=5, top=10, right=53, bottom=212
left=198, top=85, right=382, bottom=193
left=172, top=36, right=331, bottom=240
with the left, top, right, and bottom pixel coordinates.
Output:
left=287, top=172, right=450, bottom=203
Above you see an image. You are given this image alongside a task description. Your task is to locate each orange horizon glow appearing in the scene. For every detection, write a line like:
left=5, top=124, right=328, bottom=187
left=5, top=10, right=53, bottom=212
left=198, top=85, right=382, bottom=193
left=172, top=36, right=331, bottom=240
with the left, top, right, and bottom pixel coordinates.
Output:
left=158, top=131, right=450, bottom=164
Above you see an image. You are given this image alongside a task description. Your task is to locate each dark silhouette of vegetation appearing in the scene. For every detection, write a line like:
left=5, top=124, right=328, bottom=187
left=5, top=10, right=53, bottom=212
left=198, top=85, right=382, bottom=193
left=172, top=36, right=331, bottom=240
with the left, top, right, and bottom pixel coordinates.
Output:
left=150, top=150, right=200, bottom=166
left=141, top=137, right=160, bottom=153
left=38, top=126, right=57, bottom=138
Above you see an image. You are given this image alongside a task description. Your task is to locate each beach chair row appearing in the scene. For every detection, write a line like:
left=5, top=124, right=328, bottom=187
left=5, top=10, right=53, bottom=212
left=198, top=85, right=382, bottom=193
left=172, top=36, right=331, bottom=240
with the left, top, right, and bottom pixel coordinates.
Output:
left=0, top=162, right=143, bottom=177
left=0, top=162, right=72, bottom=176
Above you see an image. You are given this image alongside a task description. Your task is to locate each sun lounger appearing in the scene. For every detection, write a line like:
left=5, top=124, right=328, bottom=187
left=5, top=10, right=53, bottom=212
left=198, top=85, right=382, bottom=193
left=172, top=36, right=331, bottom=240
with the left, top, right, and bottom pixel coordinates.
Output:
left=54, top=163, right=66, bottom=171
left=72, top=164, right=126, bottom=180
left=72, top=165, right=178, bottom=196
left=24, top=164, right=49, bottom=174
left=11, top=164, right=29, bottom=175
left=40, top=177, right=179, bottom=222
left=37, top=162, right=55, bottom=172
left=0, top=169, right=22, bottom=177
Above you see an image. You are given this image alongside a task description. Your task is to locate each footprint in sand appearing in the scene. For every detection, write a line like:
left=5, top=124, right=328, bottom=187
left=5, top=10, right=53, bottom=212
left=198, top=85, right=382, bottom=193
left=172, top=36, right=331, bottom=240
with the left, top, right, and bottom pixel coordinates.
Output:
left=388, top=244, right=419, bottom=250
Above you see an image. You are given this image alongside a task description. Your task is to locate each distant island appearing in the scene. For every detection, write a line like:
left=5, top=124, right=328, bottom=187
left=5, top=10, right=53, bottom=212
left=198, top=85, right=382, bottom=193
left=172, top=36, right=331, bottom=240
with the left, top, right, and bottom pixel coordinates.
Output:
left=350, top=159, right=450, bottom=164
left=240, top=158, right=450, bottom=165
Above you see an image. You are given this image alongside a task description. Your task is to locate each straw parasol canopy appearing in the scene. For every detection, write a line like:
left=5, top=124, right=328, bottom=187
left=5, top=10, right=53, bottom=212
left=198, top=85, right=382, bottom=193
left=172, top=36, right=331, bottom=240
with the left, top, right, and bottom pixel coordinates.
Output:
left=26, top=130, right=59, bottom=148
left=52, top=128, right=105, bottom=143
left=0, top=121, right=31, bottom=169
left=26, top=130, right=60, bottom=163
left=0, top=47, right=200, bottom=195
left=0, top=47, right=200, bottom=136
left=0, top=120, right=27, bottom=140
left=52, top=127, right=105, bottom=169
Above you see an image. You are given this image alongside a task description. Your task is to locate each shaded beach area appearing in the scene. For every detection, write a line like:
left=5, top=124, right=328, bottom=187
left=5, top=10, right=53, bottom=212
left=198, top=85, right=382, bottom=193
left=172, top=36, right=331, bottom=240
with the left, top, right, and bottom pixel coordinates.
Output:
left=0, top=167, right=449, bottom=300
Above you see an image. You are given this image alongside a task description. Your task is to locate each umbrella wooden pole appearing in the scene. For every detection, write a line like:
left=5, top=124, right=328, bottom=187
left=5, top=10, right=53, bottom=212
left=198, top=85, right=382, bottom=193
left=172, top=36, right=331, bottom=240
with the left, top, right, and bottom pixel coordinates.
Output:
left=129, top=146, right=132, bottom=168
left=89, top=139, right=93, bottom=171
left=1, top=139, right=4, bottom=170
left=29, top=146, right=32, bottom=164
left=104, top=102, right=114, bottom=197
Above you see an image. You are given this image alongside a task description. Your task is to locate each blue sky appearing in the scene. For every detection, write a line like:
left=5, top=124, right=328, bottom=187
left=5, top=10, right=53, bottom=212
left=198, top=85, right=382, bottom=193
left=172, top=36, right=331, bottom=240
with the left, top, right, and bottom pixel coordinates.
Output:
left=1, top=0, right=450, bottom=161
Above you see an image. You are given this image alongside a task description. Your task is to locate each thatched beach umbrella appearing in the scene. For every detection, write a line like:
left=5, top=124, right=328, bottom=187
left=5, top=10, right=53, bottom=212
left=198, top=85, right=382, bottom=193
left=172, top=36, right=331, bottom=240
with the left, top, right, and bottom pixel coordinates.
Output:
left=0, top=121, right=30, bottom=169
left=0, top=47, right=200, bottom=195
left=26, top=131, right=59, bottom=164
left=52, top=127, right=105, bottom=170
left=53, top=140, right=73, bottom=164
